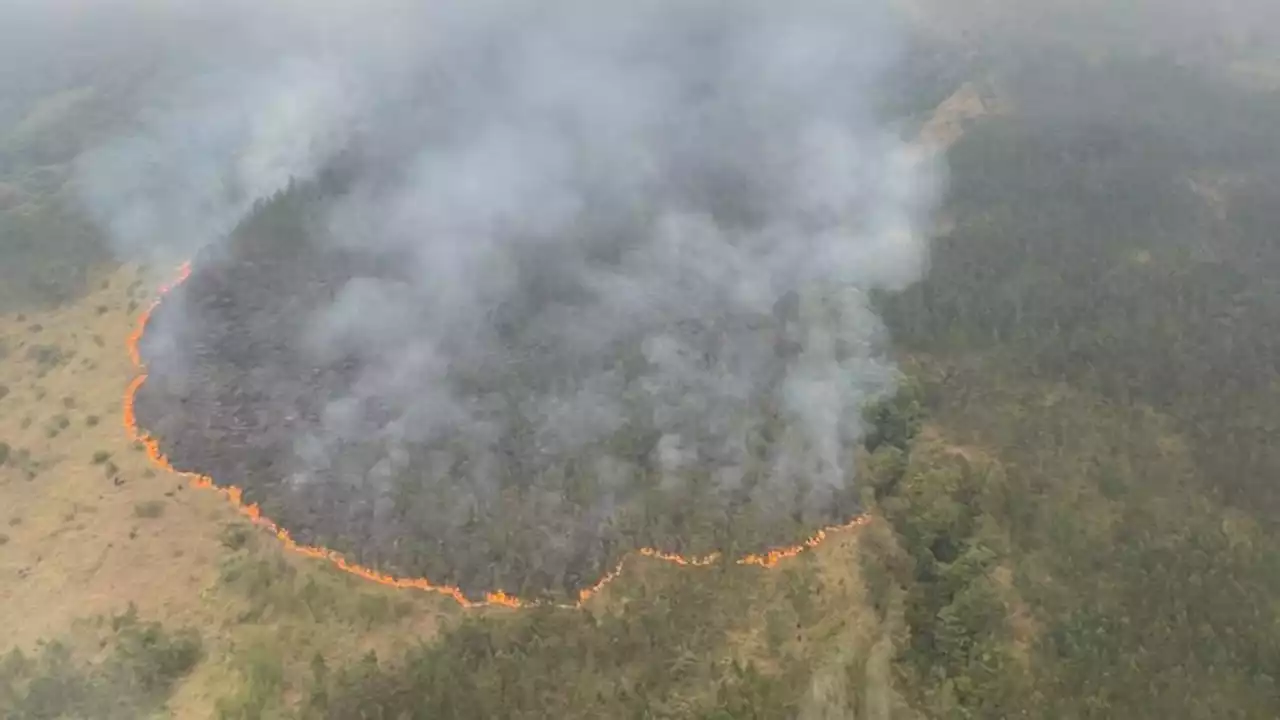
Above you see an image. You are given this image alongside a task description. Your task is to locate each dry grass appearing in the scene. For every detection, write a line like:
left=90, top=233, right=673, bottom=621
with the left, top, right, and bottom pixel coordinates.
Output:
left=0, top=263, right=450, bottom=717
left=0, top=264, right=226, bottom=648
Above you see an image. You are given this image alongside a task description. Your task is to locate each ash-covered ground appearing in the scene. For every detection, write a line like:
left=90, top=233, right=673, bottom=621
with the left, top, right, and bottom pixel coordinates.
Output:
left=121, top=0, right=937, bottom=602
left=135, top=181, right=870, bottom=601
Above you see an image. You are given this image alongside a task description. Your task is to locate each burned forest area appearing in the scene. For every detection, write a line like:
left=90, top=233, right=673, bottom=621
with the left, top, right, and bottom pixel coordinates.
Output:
left=134, top=180, right=863, bottom=603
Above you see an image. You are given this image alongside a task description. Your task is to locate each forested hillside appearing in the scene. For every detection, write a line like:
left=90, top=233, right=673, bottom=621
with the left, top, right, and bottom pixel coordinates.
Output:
left=861, top=51, right=1280, bottom=717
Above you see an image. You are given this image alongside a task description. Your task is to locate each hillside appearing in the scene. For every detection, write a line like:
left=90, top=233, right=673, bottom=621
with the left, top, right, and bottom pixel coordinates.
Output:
left=5, top=5, right=1280, bottom=719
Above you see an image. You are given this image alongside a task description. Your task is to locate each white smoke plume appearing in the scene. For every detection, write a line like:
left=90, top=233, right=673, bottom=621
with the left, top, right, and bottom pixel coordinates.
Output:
left=76, top=0, right=942, bottom=592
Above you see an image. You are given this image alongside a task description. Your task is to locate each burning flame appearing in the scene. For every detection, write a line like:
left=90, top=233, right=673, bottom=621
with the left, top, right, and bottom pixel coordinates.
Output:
left=122, top=263, right=870, bottom=610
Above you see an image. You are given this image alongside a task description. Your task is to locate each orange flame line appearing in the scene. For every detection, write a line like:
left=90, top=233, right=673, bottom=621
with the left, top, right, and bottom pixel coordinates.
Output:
left=122, top=263, right=869, bottom=610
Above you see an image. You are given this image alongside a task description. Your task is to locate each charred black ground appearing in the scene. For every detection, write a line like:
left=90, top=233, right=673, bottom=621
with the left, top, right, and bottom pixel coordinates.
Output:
left=134, top=181, right=863, bottom=601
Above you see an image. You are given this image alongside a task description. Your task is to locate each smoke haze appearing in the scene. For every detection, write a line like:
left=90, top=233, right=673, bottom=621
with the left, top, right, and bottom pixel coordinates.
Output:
left=77, top=0, right=941, bottom=594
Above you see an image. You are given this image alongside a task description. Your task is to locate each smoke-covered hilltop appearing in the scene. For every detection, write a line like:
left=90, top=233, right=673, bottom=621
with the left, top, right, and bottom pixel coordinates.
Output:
left=96, top=0, right=941, bottom=599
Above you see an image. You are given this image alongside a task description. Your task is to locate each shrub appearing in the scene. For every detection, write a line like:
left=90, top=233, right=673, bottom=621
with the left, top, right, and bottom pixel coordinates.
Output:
left=134, top=501, right=165, bottom=519
left=0, top=605, right=202, bottom=719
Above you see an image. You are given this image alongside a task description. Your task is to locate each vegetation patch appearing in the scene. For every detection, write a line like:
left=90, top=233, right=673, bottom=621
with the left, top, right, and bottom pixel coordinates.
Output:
left=0, top=605, right=202, bottom=719
left=133, top=500, right=165, bottom=519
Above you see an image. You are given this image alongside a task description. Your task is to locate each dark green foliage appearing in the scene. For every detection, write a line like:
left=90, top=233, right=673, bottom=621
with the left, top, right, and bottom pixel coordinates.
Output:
left=876, top=36, right=969, bottom=127
left=108, top=605, right=204, bottom=696
left=0, top=605, right=202, bottom=719
left=843, top=51, right=1280, bottom=719
left=860, top=341, right=1280, bottom=718
left=0, top=196, right=110, bottom=313
left=862, top=378, right=924, bottom=455
left=885, top=54, right=1280, bottom=519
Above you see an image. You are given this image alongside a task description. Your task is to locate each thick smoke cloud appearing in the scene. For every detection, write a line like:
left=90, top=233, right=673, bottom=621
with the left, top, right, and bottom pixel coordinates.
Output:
left=79, top=0, right=941, bottom=588
left=300, top=0, right=938, bottom=510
